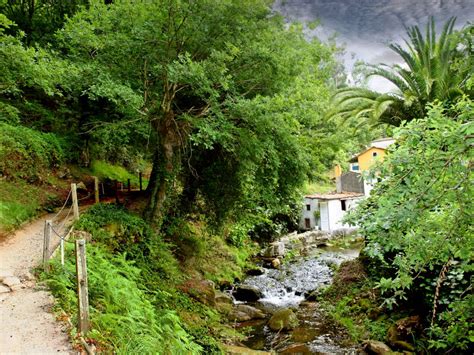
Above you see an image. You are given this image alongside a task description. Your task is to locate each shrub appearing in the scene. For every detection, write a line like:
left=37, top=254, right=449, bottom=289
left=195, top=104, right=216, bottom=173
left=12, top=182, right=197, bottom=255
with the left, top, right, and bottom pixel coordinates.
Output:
left=346, top=99, right=473, bottom=352
left=0, top=122, right=64, bottom=181
left=75, top=203, right=181, bottom=283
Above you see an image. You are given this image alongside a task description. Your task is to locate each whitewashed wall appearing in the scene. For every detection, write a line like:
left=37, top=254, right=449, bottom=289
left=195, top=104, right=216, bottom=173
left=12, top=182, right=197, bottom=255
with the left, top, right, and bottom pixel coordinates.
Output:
left=299, top=197, right=319, bottom=230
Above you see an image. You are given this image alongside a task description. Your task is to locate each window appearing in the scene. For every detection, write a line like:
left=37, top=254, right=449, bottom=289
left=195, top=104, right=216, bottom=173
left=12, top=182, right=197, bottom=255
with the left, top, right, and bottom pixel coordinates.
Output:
left=372, top=152, right=378, bottom=157
left=304, top=218, right=311, bottom=229
left=341, top=200, right=347, bottom=211
left=350, top=163, right=359, bottom=171
left=306, top=204, right=311, bottom=211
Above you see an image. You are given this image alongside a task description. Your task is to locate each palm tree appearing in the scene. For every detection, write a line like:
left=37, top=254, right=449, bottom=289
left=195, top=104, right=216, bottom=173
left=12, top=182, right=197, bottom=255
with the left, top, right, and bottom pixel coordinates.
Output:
left=330, top=17, right=473, bottom=126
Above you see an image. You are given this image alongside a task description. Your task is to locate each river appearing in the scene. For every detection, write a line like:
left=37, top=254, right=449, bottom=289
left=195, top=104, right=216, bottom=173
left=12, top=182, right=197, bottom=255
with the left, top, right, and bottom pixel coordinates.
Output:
left=233, top=244, right=362, bottom=354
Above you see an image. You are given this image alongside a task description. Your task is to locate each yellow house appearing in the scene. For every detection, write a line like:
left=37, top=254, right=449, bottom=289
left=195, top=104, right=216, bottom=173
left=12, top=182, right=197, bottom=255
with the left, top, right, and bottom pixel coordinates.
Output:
left=348, top=138, right=395, bottom=173
left=349, top=146, right=386, bottom=172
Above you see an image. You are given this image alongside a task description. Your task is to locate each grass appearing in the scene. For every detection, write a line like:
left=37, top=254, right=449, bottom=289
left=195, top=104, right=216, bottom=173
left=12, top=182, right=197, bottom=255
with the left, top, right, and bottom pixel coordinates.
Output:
left=0, top=179, right=63, bottom=235
left=302, top=179, right=334, bottom=195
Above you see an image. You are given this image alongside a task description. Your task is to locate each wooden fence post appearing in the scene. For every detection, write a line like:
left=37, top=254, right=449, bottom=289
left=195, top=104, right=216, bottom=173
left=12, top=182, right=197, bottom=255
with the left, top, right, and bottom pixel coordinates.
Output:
left=94, top=177, right=99, bottom=204
left=71, top=183, right=80, bottom=220
left=75, top=239, right=90, bottom=335
left=43, top=220, right=52, bottom=272
left=60, top=237, right=65, bottom=266
left=139, top=172, right=143, bottom=191
left=127, top=178, right=131, bottom=193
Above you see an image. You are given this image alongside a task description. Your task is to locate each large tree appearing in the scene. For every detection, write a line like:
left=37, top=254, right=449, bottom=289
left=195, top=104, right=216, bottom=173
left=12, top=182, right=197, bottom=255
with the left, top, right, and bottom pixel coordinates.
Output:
left=330, top=17, right=473, bottom=126
left=56, top=0, right=339, bottom=226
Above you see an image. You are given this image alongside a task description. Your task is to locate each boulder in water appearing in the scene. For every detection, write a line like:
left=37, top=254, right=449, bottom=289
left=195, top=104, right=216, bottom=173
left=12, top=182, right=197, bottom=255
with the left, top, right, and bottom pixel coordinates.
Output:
left=229, top=304, right=266, bottom=322
left=268, top=308, right=298, bottom=331
left=246, top=267, right=264, bottom=276
left=223, top=345, right=271, bottom=355
left=271, top=258, right=281, bottom=269
left=263, top=241, right=285, bottom=257
left=233, top=285, right=263, bottom=302
left=279, top=343, right=311, bottom=354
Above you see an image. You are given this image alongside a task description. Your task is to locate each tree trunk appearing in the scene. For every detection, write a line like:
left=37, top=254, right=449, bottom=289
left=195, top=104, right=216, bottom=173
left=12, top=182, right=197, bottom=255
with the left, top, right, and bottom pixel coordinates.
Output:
left=144, top=112, right=181, bottom=225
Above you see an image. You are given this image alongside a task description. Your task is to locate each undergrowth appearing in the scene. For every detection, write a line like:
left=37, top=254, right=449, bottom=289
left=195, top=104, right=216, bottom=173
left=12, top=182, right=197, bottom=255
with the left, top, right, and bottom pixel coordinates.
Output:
left=318, top=259, right=396, bottom=344
left=43, top=203, right=254, bottom=353
left=90, top=160, right=142, bottom=187
left=0, top=122, right=64, bottom=181
left=45, top=244, right=201, bottom=353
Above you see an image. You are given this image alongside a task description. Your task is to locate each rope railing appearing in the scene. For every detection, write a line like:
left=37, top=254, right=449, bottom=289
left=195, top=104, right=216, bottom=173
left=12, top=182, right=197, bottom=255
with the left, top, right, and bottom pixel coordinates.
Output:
left=43, top=183, right=80, bottom=271
left=51, top=189, right=72, bottom=223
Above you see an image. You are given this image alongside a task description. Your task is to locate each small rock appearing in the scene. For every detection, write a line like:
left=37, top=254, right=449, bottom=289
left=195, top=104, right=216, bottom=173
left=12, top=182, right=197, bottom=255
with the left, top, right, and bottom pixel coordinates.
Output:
left=279, top=343, right=311, bottom=354
left=20, top=272, right=35, bottom=282
left=233, top=285, right=263, bottom=302
left=363, top=340, right=393, bottom=355
left=392, top=340, right=415, bottom=351
left=271, top=258, right=281, bottom=269
left=215, top=291, right=233, bottom=304
left=0, top=285, right=11, bottom=293
left=229, top=310, right=251, bottom=322
left=0, top=270, right=13, bottom=283
left=223, top=345, right=271, bottom=354
left=2, top=276, right=21, bottom=288
left=268, top=308, right=298, bottom=331
left=215, top=302, right=233, bottom=315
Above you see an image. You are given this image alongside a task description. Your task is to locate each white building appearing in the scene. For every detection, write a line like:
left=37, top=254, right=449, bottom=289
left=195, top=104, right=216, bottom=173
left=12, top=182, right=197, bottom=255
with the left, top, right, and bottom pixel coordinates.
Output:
left=299, top=192, right=364, bottom=233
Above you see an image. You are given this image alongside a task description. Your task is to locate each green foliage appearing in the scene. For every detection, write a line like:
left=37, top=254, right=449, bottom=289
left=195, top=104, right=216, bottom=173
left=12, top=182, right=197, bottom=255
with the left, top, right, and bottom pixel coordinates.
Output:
left=346, top=98, right=473, bottom=352
left=44, top=244, right=201, bottom=353
left=0, top=122, right=64, bottom=181
left=164, top=216, right=256, bottom=284
left=54, top=0, right=342, bottom=225
left=76, top=204, right=180, bottom=282
left=0, top=0, right=88, bottom=45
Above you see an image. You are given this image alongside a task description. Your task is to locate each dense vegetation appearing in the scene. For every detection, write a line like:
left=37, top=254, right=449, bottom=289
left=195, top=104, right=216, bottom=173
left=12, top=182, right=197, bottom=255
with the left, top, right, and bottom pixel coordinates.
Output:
left=1, top=0, right=472, bottom=353
left=345, top=99, right=473, bottom=353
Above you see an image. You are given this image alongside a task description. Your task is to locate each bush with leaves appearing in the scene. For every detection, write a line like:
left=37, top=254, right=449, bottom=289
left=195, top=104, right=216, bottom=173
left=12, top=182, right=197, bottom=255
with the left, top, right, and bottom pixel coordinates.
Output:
left=0, top=122, right=64, bottom=180
left=346, top=98, right=473, bottom=352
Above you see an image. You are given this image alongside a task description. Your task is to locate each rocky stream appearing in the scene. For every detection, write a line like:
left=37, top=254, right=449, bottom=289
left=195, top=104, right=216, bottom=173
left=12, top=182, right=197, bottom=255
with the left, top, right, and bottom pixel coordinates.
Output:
left=228, top=231, right=363, bottom=354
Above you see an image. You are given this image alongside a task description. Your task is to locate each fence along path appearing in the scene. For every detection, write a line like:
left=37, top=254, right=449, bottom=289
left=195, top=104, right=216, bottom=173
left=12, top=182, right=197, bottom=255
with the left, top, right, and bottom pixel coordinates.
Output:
left=0, top=185, right=81, bottom=353
left=42, top=183, right=92, bottom=351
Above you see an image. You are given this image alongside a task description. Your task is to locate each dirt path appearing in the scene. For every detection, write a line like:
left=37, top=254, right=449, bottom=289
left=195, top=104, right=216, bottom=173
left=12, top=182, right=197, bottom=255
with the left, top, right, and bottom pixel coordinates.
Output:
left=0, top=211, right=78, bottom=354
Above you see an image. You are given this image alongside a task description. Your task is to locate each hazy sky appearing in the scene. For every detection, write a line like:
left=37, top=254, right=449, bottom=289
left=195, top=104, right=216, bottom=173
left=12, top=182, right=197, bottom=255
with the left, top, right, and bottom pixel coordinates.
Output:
left=273, top=0, right=474, bottom=91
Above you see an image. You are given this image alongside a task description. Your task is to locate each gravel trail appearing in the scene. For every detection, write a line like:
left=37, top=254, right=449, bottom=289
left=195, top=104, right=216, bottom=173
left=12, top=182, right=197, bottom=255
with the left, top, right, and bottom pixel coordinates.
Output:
left=0, top=212, right=76, bottom=354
